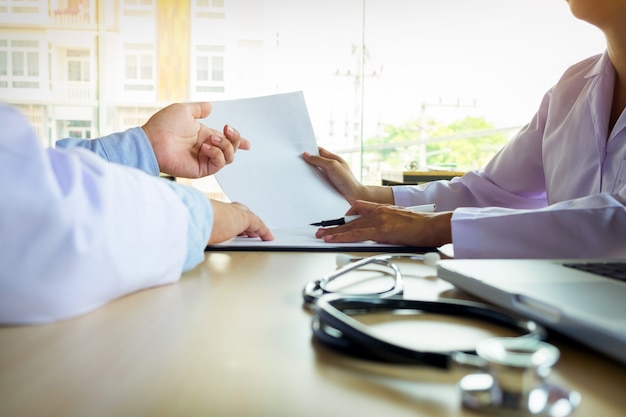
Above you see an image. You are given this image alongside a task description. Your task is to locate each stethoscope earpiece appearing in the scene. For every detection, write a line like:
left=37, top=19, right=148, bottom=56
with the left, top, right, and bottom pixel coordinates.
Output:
left=335, top=252, right=440, bottom=268
left=422, top=251, right=441, bottom=266
left=335, top=253, right=355, bottom=267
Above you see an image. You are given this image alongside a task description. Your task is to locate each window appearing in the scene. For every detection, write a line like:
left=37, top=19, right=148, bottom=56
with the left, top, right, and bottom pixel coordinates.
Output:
left=123, top=0, right=154, bottom=16
left=13, top=103, right=46, bottom=140
left=62, top=120, right=91, bottom=139
left=124, top=43, right=154, bottom=91
left=0, top=0, right=605, bottom=185
left=0, top=39, right=40, bottom=89
left=1, top=0, right=43, bottom=15
left=62, top=49, right=91, bottom=100
left=195, top=45, right=225, bottom=93
left=116, top=106, right=159, bottom=132
left=197, top=0, right=224, bottom=6
left=195, top=0, right=225, bottom=19
left=67, top=50, right=89, bottom=82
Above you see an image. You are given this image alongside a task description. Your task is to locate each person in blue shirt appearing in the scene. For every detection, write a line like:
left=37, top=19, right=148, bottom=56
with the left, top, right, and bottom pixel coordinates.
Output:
left=0, top=101, right=273, bottom=324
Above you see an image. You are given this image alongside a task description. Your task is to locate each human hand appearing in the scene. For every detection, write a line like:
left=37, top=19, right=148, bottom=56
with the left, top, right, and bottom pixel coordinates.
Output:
left=302, top=147, right=366, bottom=204
left=314, top=200, right=452, bottom=247
left=208, top=200, right=274, bottom=244
left=302, top=147, right=393, bottom=204
left=142, top=102, right=251, bottom=178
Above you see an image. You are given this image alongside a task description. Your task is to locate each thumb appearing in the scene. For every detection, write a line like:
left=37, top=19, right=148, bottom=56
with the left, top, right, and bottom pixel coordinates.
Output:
left=189, top=102, right=212, bottom=120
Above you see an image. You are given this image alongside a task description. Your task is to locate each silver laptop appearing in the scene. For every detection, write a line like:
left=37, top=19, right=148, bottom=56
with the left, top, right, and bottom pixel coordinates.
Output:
left=436, top=258, right=626, bottom=365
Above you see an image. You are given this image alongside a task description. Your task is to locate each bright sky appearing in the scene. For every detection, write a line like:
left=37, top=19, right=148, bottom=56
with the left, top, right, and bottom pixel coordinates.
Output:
left=269, top=0, right=606, bottom=134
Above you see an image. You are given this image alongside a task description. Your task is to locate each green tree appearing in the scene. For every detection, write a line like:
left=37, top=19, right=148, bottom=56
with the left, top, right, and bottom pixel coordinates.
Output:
left=364, top=115, right=510, bottom=173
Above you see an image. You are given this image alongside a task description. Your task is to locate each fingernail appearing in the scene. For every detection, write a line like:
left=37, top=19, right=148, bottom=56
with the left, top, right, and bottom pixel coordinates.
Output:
left=211, top=134, right=222, bottom=143
left=226, top=125, right=237, bottom=135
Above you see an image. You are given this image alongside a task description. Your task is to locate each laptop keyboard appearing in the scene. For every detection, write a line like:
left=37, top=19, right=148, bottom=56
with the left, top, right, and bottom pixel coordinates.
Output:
left=563, top=262, right=626, bottom=282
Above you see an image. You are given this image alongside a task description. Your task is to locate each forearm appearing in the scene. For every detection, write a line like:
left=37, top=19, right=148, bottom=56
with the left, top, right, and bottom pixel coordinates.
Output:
left=363, top=184, right=395, bottom=205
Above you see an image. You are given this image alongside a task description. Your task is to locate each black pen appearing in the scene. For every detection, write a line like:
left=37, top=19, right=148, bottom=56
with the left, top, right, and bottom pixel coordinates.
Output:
left=310, top=204, right=436, bottom=227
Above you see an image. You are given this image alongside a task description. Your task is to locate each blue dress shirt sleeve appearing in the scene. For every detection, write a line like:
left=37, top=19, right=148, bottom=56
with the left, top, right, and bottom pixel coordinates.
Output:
left=161, top=181, right=213, bottom=271
left=56, top=127, right=160, bottom=175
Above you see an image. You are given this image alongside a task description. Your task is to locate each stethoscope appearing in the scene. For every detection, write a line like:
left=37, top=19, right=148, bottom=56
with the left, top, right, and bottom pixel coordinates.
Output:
left=302, top=253, right=581, bottom=416
left=302, top=252, right=441, bottom=305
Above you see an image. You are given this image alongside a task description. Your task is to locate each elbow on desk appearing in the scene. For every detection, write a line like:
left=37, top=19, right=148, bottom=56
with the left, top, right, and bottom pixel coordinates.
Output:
left=0, top=256, right=180, bottom=325
left=0, top=213, right=186, bottom=325
left=0, top=289, right=104, bottom=325
left=0, top=261, right=115, bottom=324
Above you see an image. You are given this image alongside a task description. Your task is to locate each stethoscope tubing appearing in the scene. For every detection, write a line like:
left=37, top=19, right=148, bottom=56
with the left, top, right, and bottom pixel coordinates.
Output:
left=312, top=294, right=547, bottom=370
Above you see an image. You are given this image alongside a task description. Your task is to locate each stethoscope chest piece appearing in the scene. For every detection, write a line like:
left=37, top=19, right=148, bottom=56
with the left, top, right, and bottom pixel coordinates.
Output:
left=457, top=337, right=581, bottom=416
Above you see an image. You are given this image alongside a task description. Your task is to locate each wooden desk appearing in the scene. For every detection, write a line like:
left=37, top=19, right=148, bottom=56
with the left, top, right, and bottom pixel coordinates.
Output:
left=382, top=171, right=465, bottom=185
left=1, top=252, right=624, bottom=417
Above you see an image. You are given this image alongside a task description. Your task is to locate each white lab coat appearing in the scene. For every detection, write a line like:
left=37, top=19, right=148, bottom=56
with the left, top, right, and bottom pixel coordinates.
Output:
left=0, top=105, right=191, bottom=324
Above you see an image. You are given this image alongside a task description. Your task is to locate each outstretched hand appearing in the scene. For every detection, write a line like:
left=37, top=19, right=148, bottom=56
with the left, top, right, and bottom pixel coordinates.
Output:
left=142, top=102, right=250, bottom=178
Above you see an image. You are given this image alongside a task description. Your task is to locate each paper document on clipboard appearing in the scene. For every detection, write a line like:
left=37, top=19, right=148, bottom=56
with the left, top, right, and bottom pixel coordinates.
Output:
left=199, top=92, right=434, bottom=252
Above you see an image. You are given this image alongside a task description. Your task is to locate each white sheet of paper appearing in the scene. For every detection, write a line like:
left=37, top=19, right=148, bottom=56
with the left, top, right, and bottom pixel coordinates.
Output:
left=203, top=91, right=350, bottom=229
left=206, top=226, right=406, bottom=250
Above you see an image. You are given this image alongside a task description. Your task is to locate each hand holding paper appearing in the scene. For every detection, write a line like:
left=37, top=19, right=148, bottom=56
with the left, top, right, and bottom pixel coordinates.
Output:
left=202, top=91, right=349, bottom=229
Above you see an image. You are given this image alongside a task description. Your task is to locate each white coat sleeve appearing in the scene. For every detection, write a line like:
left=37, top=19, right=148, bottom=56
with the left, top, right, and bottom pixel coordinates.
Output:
left=0, top=105, right=206, bottom=324
left=451, top=193, right=626, bottom=259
